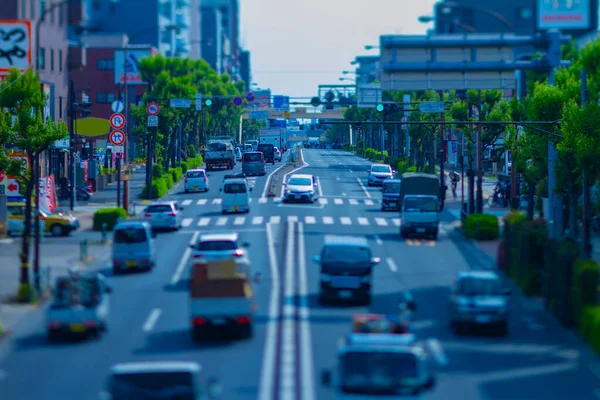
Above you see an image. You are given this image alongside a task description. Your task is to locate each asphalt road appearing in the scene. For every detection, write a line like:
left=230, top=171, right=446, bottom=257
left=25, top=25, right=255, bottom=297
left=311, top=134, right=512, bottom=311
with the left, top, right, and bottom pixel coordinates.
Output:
left=1, top=148, right=600, bottom=399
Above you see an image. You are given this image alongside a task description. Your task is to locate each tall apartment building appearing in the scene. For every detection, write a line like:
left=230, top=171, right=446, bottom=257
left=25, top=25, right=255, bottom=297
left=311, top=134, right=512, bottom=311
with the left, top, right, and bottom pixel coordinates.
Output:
left=201, top=0, right=240, bottom=79
left=239, top=49, right=251, bottom=91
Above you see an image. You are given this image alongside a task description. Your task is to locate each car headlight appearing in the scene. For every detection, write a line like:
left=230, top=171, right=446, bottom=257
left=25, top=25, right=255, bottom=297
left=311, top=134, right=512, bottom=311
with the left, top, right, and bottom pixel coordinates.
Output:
left=321, top=274, right=331, bottom=282
left=286, top=189, right=291, bottom=193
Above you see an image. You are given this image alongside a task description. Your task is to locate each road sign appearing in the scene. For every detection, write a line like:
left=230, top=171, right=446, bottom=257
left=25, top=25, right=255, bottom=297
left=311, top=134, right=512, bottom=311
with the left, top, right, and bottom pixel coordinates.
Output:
left=147, top=102, right=160, bottom=115
left=6, top=180, right=19, bottom=194
left=195, top=93, right=202, bottom=111
left=232, top=96, right=243, bottom=106
left=249, top=111, right=269, bottom=120
left=246, top=92, right=256, bottom=103
left=112, top=146, right=124, bottom=153
left=111, top=100, right=124, bottom=113
left=109, top=129, right=126, bottom=146
left=284, top=111, right=291, bottom=118
left=273, top=95, right=290, bottom=110
left=418, top=101, right=445, bottom=113
left=148, top=116, right=158, bottom=127
left=170, top=98, right=191, bottom=108
left=109, top=113, right=126, bottom=129
left=258, top=96, right=269, bottom=107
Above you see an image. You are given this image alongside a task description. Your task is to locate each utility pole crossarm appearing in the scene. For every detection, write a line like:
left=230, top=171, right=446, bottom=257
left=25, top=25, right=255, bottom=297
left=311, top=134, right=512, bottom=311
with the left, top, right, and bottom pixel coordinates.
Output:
left=328, top=120, right=560, bottom=125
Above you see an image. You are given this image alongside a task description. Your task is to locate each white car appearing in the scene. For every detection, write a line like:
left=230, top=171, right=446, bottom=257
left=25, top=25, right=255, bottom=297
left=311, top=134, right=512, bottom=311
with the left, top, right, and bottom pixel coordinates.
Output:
left=283, top=174, right=318, bottom=203
left=274, top=147, right=282, bottom=162
left=190, top=232, right=252, bottom=276
left=184, top=168, right=209, bottom=193
left=367, top=164, right=395, bottom=186
left=142, top=201, right=184, bottom=231
left=235, top=147, right=243, bottom=162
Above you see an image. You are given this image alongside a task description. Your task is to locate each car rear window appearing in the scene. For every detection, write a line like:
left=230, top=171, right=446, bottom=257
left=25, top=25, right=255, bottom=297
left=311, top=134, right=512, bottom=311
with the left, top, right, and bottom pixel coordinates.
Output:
left=196, top=240, right=237, bottom=251
left=258, top=145, right=273, bottom=151
left=114, top=228, right=147, bottom=243
left=146, top=205, right=173, bottom=213
left=224, top=183, right=246, bottom=194
left=186, top=171, right=205, bottom=178
left=243, top=153, right=262, bottom=162
left=108, top=372, right=195, bottom=400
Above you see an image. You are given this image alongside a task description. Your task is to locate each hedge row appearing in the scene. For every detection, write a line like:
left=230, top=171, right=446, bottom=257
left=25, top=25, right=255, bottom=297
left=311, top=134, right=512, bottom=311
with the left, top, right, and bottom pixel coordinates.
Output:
left=181, top=155, right=204, bottom=174
left=93, top=208, right=127, bottom=231
left=463, top=213, right=499, bottom=241
left=140, top=156, right=204, bottom=199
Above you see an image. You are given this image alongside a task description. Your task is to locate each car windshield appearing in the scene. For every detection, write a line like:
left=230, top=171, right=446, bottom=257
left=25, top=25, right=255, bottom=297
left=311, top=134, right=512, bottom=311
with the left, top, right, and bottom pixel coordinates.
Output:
left=243, top=153, right=262, bottom=162
left=108, top=372, right=195, bottom=400
left=340, top=351, right=419, bottom=389
left=372, top=166, right=391, bottom=173
left=224, top=183, right=246, bottom=194
left=54, top=276, right=101, bottom=308
left=186, top=171, right=204, bottom=178
left=146, top=205, right=173, bottom=213
left=383, top=182, right=401, bottom=193
left=322, top=246, right=370, bottom=265
left=258, top=145, right=272, bottom=151
left=404, top=197, right=438, bottom=212
left=288, top=177, right=312, bottom=186
left=458, top=277, right=505, bottom=295
left=114, top=228, right=147, bottom=243
left=195, top=240, right=237, bottom=251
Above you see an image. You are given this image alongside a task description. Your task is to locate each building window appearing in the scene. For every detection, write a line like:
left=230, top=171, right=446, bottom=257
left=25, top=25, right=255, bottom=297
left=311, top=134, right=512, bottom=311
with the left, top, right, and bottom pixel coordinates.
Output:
left=97, top=92, right=116, bottom=104
left=50, top=49, right=54, bottom=71
left=31, top=0, right=36, bottom=18
left=39, top=48, right=46, bottom=70
left=40, top=0, right=45, bottom=18
left=50, top=6, right=55, bottom=24
left=96, top=59, right=114, bottom=70
left=59, top=50, right=63, bottom=72
left=58, top=5, right=64, bottom=25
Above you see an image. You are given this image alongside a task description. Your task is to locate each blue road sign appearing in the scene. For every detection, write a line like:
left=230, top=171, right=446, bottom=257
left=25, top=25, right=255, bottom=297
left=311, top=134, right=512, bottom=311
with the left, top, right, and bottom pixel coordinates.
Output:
left=273, top=96, right=290, bottom=110
left=271, top=119, right=287, bottom=128
left=249, top=111, right=268, bottom=120
left=418, top=101, right=445, bottom=113
left=246, top=92, right=256, bottom=102
left=232, top=96, right=243, bottom=106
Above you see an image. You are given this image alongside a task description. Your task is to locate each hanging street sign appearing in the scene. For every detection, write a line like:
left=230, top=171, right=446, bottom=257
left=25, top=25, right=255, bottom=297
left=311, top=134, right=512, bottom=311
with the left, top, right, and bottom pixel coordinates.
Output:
left=249, top=111, right=269, bottom=120
left=147, top=102, right=160, bottom=115
left=111, top=100, right=124, bottom=113
left=109, top=113, right=126, bottom=129
left=195, top=93, right=202, bottom=111
left=246, top=92, right=256, bottom=103
left=232, top=96, right=243, bottom=106
left=169, top=98, right=191, bottom=108
left=258, top=96, right=269, bottom=107
left=109, top=129, right=126, bottom=146
left=112, top=146, right=124, bottom=153
left=148, top=116, right=158, bottom=127
left=418, top=101, right=445, bottom=113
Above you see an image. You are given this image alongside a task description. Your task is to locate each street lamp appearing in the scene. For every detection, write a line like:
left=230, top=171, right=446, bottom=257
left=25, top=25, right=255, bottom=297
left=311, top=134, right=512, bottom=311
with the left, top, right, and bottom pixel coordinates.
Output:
left=339, top=77, right=354, bottom=82
left=342, top=71, right=356, bottom=75
left=364, top=45, right=379, bottom=50
left=438, top=1, right=516, bottom=33
left=418, top=15, right=477, bottom=32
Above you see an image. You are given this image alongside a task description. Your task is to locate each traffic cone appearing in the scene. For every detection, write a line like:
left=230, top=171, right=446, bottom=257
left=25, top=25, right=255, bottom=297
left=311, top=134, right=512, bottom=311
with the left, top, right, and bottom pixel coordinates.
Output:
left=267, top=182, right=276, bottom=197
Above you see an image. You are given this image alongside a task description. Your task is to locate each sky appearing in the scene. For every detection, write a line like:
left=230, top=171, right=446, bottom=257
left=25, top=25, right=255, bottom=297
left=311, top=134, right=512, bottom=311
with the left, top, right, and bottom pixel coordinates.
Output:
left=239, top=0, right=438, bottom=99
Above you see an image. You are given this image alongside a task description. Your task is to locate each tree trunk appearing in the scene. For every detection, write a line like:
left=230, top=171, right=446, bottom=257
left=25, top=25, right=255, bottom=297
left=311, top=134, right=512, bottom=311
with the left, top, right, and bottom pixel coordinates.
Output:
left=526, top=182, right=535, bottom=220
left=33, top=153, right=41, bottom=294
left=567, top=181, right=579, bottom=240
left=19, top=157, right=35, bottom=293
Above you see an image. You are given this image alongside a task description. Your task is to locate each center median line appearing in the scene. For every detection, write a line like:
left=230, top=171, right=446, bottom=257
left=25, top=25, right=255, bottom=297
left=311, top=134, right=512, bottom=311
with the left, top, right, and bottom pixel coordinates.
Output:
left=169, top=231, right=200, bottom=285
left=142, top=308, right=162, bottom=332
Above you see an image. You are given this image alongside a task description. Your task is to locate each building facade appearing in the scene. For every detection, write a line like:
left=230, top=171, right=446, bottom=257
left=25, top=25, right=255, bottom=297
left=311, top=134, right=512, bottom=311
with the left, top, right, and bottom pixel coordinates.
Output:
left=239, top=49, right=251, bottom=91
left=201, top=0, right=240, bottom=79
left=352, top=56, right=380, bottom=85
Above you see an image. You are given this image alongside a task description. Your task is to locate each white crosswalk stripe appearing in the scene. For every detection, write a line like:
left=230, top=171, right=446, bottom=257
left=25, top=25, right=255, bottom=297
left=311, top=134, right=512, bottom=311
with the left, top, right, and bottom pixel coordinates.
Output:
left=288, top=215, right=298, bottom=222
left=182, top=218, right=193, bottom=227
left=196, top=199, right=207, bottom=205
left=258, top=198, right=268, bottom=204
left=365, top=199, right=374, bottom=206
left=318, top=198, right=328, bottom=205
left=375, top=218, right=388, bottom=226
left=234, top=217, right=245, bottom=225
left=197, top=217, right=210, bottom=227
left=349, top=199, right=359, bottom=205
left=323, top=216, right=334, bottom=224
left=252, top=216, right=263, bottom=225
left=182, top=200, right=193, bottom=206
left=340, top=217, right=352, bottom=225
left=334, top=198, right=343, bottom=205
left=212, top=198, right=222, bottom=204
left=270, top=216, right=281, bottom=224
left=273, top=197, right=282, bottom=202
left=392, top=218, right=401, bottom=227
left=216, top=217, right=228, bottom=226
left=358, top=217, right=369, bottom=226
left=305, top=216, right=316, bottom=224
left=185, top=197, right=384, bottom=206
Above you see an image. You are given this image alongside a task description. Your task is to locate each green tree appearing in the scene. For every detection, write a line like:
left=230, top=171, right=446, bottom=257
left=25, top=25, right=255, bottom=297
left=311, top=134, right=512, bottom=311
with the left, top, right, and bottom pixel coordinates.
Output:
left=0, top=68, right=68, bottom=298
left=242, top=119, right=267, bottom=141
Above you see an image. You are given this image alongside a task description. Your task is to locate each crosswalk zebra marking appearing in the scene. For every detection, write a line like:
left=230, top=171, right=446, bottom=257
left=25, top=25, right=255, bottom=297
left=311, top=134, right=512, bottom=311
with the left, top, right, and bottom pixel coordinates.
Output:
left=252, top=216, right=264, bottom=225
left=358, top=217, right=369, bottom=226
left=305, top=216, right=316, bottom=224
left=198, top=217, right=210, bottom=227
left=318, top=198, right=328, bottom=205
left=182, top=200, right=193, bottom=206
left=270, top=216, right=281, bottom=224
left=349, top=199, right=359, bottom=205
left=182, top=218, right=193, bottom=227
left=249, top=198, right=253, bottom=203
left=234, top=217, right=246, bottom=225
left=288, top=216, right=298, bottom=222
left=365, top=199, right=374, bottom=206
left=323, top=216, right=334, bottom=225
left=274, top=197, right=282, bottom=202
left=216, top=217, right=228, bottom=226
left=340, top=217, right=352, bottom=225
left=212, top=198, right=222, bottom=205
left=197, top=199, right=207, bottom=205
left=392, top=218, right=401, bottom=227
left=375, top=218, right=388, bottom=226
left=334, top=198, right=343, bottom=205
left=258, top=198, right=268, bottom=204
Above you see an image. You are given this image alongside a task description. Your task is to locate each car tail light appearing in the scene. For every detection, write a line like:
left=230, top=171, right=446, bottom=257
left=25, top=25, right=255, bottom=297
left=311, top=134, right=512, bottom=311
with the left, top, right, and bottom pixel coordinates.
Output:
left=168, top=213, right=176, bottom=217
left=140, top=259, right=150, bottom=265
left=185, top=178, right=188, bottom=183
left=236, top=316, right=250, bottom=324
left=203, top=177, right=207, bottom=183
left=86, top=321, right=96, bottom=329
left=113, top=260, right=122, bottom=266
left=193, top=317, right=206, bottom=326
left=231, top=250, right=244, bottom=257
left=192, top=253, right=204, bottom=258
left=144, top=213, right=152, bottom=218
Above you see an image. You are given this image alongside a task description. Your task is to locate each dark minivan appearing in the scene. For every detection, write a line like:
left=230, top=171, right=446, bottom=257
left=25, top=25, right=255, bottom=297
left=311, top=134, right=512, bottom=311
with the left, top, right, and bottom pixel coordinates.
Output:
left=381, top=179, right=401, bottom=211
left=241, top=152, right=266, bottom=176
left=257, top=143, right=275, bottom=164
left=313, top=235, right=381, bottom=305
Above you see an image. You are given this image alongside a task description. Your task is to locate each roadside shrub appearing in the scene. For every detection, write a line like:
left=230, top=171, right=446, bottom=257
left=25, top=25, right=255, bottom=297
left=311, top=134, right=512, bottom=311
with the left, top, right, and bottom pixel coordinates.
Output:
left=93, top=207, right=127, bottom=231
left=163, top=173, right=174, bottom=189
left=169, top=167, right=183, bottom=182
left=505, top=210, right=526, bottom=225
left=572, top=259, right=600, bottom=326
left=464, top=213, right=499, bottom=240
left=152, top=164, right=163, bottom=178
left=181, top=161, right=190, bottom=174
left=141, top=178, right=168, bottom=199
left=508, top=219, right=547, bottom=296
left=579, top=306, right=600, bottom=354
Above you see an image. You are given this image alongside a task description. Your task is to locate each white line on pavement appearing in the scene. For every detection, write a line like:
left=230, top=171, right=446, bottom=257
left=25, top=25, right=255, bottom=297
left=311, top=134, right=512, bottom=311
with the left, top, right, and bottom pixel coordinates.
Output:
left=253, top=216, right=264, bottom=225
left=258, top=197, right=268, bottom=204
left=318, top=198, right=328, bottom=205
left=392, top=218, right=401, bottom=227
left=323, top=216, right=334, bottom=225
left=259, top=223, right=281, bottom=400
left=212, top=198, right=222, bottom=204
left=316, top=176, right=324, bottom=197
left=197, top=218, right=210, bottom=227
left=181, top=218, right=193, bottom=227
left=170, top=231, right=199, bottom=285
left=297, top=222, right=316, bottom=400
left=142, top=308, right=162, bottom=332
left=196, top=199, right=207, bottom=205
left=427, top=338, right=449, bottom=366
left=349, top=199, right=358, bottom=205
left=216, top=217, right=228, bottom=226
left=182, top=200, right=192, bottom=206
left=270, top=216, right=281, bottom=224
left=279, top=149, right=308, bottom=198
left=358, top=217, right=369, bottom=226
left=375, top=217, right=388, bottom=226
left=279, top=221, right=297, bottom=400
left=374, top=235, right=383, bottom=245
left=305, top=216, right=316, bottom=224
left=234, top=217, right=246, bottom=225
left=340, top=217, right=352, bottom=225
left=364, top=199, right=374, bottom=206
left=386, top=257, right=398, bottom=272
left=356, top=177, right=371, bottom=198
left=334, top=198, right=343, bottom=205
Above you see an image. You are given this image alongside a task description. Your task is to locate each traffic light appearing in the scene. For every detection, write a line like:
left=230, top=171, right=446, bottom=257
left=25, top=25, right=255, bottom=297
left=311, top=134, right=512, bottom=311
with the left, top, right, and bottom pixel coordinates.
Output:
left=205, top=98, right=213, bottom=107
left=80, top=96, right=91, bottom=117
left=310, top=97, right=321, bottom=107
left=376, top=104, right=384, bottom=112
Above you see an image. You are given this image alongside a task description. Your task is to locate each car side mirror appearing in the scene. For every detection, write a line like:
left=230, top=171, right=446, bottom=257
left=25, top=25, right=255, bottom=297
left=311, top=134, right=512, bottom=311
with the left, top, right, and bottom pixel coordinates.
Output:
left=242, top=242, right=250, bottom=248
left=321, top=369, right=332, bottom=386
left=424, top=374, right=436, bottom=389
left=371, top=257, right=381, bottom=265
left=104, top=286, right=113, bottom=294
left=313, top=255, right=321, bottom=263
left=249, top=187, right=253, bottom=191
left=219, top=188, right=222, bottom=192
left=504, top=288, right=512, bottom=296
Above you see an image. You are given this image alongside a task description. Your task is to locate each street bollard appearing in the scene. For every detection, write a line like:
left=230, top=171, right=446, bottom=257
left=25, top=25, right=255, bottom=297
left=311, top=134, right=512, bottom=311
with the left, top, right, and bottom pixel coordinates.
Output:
left=101, top=223, right=108, bottom=243
left=80, top=239, right=88, bottom=261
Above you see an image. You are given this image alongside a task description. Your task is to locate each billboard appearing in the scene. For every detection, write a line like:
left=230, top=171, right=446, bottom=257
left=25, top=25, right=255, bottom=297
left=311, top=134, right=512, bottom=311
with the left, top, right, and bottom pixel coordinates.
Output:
left=42, top=82, right=53, bottom=122
left=537, top=0, right=590, bottom=30
left=114, top=48, right=151, bottom=85
left=0, top=20, right=32, bottom=73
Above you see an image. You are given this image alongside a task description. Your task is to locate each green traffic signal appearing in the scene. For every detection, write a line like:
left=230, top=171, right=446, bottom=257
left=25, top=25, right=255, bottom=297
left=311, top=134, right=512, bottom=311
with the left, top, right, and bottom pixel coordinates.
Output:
left=376, top=104, right=384, bottom=112
left=205, top=99, right=213, bottom=106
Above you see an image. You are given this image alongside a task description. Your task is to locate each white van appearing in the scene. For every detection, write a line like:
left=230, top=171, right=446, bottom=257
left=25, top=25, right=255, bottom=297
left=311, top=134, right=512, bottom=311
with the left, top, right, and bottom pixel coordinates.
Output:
left=112, top=221, right=157, bottom=274
left=184, top=168, right=209, bottom=193
left=220, top=178, right=252, bottom=214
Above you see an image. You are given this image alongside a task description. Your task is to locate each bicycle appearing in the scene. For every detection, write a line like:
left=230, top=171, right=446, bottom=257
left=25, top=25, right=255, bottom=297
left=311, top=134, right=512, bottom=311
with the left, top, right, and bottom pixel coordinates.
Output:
left=487, top=194, right=505, bottom=208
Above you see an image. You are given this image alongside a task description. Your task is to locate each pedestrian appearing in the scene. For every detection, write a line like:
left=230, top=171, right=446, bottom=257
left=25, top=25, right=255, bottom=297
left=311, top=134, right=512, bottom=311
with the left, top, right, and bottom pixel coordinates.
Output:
left=451, top=174, right=458, bottom=199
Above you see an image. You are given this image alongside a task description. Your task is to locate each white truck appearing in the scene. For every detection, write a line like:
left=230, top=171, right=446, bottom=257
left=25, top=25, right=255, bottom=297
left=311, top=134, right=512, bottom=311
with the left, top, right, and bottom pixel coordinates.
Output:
left=399, top=173, right=441, bottom=240
left=259, top=128, right=284, bottom=150
left=190, top=259, right=254, bottom=341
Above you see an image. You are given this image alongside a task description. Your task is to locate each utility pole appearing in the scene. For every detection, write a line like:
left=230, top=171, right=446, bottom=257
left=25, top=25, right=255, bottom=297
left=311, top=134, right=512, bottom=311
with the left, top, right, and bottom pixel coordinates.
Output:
left=116, top=84, right=122, bottom=208
left=438, top=90, right=447, bottom=210
left=33, top=153, right=41, bottom=294
left=476, top=90, right=484, bottom=213
left=581, top=68, right=592, bottom=259
left=467, top=100, right=475, bottom=214
left=69, top=80, right=76, bottom=211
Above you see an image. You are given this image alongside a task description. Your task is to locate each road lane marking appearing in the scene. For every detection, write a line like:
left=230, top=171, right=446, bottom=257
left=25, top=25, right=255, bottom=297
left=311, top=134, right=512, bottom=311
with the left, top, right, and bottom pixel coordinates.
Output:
left=252, top=216, right=264, bottom=225
left=196, top=199, right=207, bottom=205
left=270, top=216, right=281, bottom=224
left=392, top=218, right=401, bottom=227
left=170, top=231, right=199, bottom=285
left=386, top=257, right=398, bottom=272
left=249, top=198, right=253, bottom=203
left=262, top=157, right=292, bottom=198
left=305, top=216, right=316, bottom=224
left=358, top=217, right=369, bottom=226
left=375, top=218, right=388, bottom=226
left=316, top=177, right=324, bottom=197
left=234, top=217, right=246, bottom=225
left=364, top=199, right=374, bottom=206
left=273, top=197, right=282, bottom=202
left=374, top=235, right=383, bottom=245
left=216, top=217, right=228, bottom=226
left=349, top=199, right=358, bottom=205
left=298, top=222, right=316, bottom=400
left=259, top=223, right=281, bottom=400
left=182, top=200, right=192, bottom=206
left=356, top=177, right=371, bottom=198
left=142, top=308, right=162, bottom=332
left=427, top=339, right=448, bottom=366
left=279, top=221, right=297, bottom=400
left=318, top=198, right=328, bottom=205
left=288, top=215, right=298, bottom=222
left=334, top=198, right=343, bottom=205
left=340, top=217, right=352, bottom=225
left=258, top=198, right=268, bottom=204
left=212, top=198, right=222, bottom=204
left=181, top=218, right=193, bottom=227
left=323, top=216, right=334, bottom=224
left=197, top=217, right=210, bottom=227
